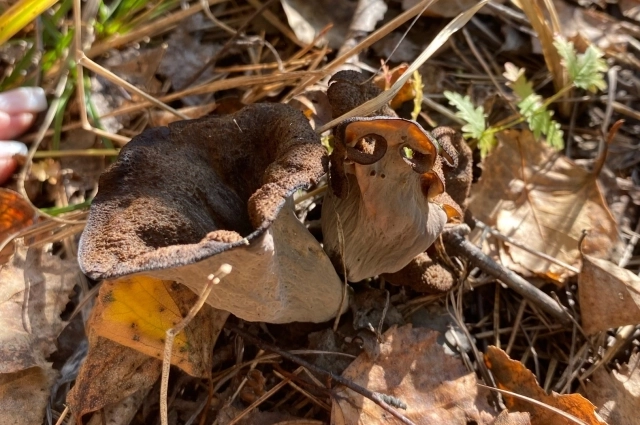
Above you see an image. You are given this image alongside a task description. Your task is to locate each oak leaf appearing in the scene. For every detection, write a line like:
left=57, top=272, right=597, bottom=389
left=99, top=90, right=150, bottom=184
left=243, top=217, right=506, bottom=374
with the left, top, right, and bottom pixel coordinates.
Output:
left=0, top=366, right=58, bottom=425
left=67, top=336, right=161, bottom=420
left=585, top=352, right=640, bottom=425
left=0, top=242, right=78, bottom=373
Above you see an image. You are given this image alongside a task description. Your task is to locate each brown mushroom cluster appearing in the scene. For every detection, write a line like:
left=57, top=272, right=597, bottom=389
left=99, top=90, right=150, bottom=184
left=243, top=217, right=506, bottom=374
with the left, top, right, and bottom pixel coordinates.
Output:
left=322, top=71, right=472, bottom=289
left=78, top=71, right=472, bottom=324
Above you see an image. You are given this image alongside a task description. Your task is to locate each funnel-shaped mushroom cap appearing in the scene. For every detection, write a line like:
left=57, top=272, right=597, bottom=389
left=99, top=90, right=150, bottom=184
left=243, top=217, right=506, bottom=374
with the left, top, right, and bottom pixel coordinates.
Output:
left=79, top=103, right=345, bottom=323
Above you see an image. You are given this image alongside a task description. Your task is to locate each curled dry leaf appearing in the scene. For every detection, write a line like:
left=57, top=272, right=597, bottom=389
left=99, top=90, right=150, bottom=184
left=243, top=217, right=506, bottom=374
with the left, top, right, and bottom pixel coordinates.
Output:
left=485, top=346, right=606, bottom=425
left=585, top=352, right=640, bottom=425
left=469, top=129, right=617, bottom=281
left=322, top=71, right=463, bottom=282
left=90, top=275, right=228, bottom=376
left=578, top=252, right=640, bottom=334
left=67, top=336, right=161, bottom=420
left=79, top=103, right=345, bottom=323
left=331, top=324, right=496, bottom=424
left=0, top=242, right=79, bottom=373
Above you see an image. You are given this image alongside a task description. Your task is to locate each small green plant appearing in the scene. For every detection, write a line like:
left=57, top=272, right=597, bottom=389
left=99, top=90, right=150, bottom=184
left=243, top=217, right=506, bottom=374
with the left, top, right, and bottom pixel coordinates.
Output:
left=444, top=36, right=608, bottom=157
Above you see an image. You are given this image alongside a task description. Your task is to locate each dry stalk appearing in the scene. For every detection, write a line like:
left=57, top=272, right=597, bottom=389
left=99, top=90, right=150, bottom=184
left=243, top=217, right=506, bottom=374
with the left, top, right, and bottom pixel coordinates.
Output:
left=272, top=369, right=331, bottom=411
left=73, top=0, right=131, bottom=145
left=442, top=227, right=572, bottom=324
left=86, top=0, right=230, bottom=58
left=54, top=406, right=69, bottom=425
left=160, top=264, right=233, bottom=425
left=226, top=367, right=304, bottom=425
left=316, top=0, right=489, bottom=133
left=283, top=0, right=439, bottom=102
left=77, top=53, right=189, bottom=120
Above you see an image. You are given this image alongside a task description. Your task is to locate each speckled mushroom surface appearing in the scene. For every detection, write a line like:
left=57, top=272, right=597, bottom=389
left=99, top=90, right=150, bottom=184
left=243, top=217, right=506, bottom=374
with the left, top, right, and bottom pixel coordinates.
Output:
left=78, top=103, right=345, bottom=323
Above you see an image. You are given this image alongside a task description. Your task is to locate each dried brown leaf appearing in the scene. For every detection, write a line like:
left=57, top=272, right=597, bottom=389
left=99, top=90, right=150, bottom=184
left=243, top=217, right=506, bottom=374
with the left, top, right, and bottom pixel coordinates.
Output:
left=469, top=129, right=617, bottom=281
left=0, top=242, right=78, bottom=373
left=0, top=365, right=58, bottom=425
left=492, top=410, right=531, bottom=425
left=331, top=324, right=496, bottom=424
left=67, top=335, right=161, bottom=420
left=485, top=346, right=606, bottom=425
left=585, top=352, right=640, bottom=425
left=578, top=253, right=640, bottom=334
left=85, top=388, right=150, bottom=425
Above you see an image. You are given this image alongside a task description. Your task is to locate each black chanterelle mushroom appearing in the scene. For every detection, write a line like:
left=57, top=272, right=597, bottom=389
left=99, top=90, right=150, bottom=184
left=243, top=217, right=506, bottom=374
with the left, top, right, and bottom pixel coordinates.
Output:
left=78, top=103, right=345, bottom=323
left=322, top=70, right=466, bottom=283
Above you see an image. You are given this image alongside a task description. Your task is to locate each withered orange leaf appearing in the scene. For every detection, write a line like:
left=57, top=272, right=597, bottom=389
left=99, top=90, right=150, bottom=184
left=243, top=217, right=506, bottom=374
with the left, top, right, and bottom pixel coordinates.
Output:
left=91, top=275, right=228, bottom=377
left=485, top=346, right=606, bottom=425
left=0, top=188, right=36, bottom=264
left=373, top=64, right=415, bottom=109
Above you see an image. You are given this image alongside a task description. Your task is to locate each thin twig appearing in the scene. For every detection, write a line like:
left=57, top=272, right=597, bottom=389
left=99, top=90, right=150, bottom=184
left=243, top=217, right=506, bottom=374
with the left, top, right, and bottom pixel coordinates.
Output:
left=160, top=264, right=232, bottom=425
left=226, top=324, right=417, bottom=425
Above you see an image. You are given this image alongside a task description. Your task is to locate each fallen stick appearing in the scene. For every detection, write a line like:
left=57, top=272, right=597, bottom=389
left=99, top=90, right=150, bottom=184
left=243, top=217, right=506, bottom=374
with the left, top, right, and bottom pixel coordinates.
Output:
left=441, top=226, right=572, bottom=325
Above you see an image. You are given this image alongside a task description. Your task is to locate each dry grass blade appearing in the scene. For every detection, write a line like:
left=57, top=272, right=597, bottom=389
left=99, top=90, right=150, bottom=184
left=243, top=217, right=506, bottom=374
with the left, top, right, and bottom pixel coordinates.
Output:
left=284, top=0, right=438, bottom=102
left=160, top=265, right=232, bottom=425
left=103, top=71, right=323, bottom=119
left=316, top=0, right=489, bottom=133
left=514, top=0, right=569, bottom=114
left=86, top=0, right=230, bottom=58
left=77, top=52, right=189, bottom=120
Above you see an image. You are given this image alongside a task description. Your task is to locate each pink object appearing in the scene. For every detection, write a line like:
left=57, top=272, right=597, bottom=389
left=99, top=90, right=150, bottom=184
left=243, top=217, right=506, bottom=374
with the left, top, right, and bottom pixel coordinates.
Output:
left=0, top=87, right=47, bottom=185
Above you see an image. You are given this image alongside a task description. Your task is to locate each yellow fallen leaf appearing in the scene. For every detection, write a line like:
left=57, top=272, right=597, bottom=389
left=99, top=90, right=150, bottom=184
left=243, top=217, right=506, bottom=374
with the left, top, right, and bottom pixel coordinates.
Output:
left=91, top=275, right=228, bottom=377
